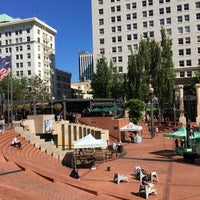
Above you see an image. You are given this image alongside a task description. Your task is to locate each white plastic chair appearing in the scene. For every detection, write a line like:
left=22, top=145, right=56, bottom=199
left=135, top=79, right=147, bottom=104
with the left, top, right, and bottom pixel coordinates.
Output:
left=140, top=170, right=146, bottom=181
left=150, top=171, right=159, bottom=182
left=139, top=182, right=157, bottom=199
left=134, top=166, right=141, bottom=176
left=113, top=172, right=129, bottom=184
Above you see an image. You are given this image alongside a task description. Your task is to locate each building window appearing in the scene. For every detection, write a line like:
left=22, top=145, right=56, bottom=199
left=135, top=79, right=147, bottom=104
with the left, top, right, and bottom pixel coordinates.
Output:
left=177, top=16, right=182, bottom=23
left=185, top=37, right=190, bottom=44
left=111, top=6, right=115, bottom=12
left=27, top=53, right=31, bottom=59
left=28, top=70, right=31, bottom=75
left=166, top=7, right=171, bottom=13
left=178, top=27, right=183, bottom=34
left=196, top=13, right=200, bottom=20
left=132, top=2, right=136, bottom=8
left=112, top=37, right=116, bottom=43
left=99, top=19, right=104, bottom=25
left=117, top=15, right=121, bottom=22
left=160, top=19, right=164, bottom=25
left=184, top=4, right=189, bottom=11
left=197, top=36, right=200, bottom=42
left=100, top=48, right=105, bottom=54
left=143, top=21, right=148, bottom=28
left=143, top=32, right=148, bottom=38
left=133, top=34, right=138, bottom=40
left=112, top=57, right=117, bottom=63
left=166, top=18, right=171, bottom=24
left=149, top=20, right=154, bottom=27
left=126, top=14, right=131, bottom=20
left=112, top=47, right=117, bottom=53
left=185, top=26, right=190, bottom=33
left=149, top=10, right=153, bottom=16
left=117, top=36, right=122, bottom=42
left=118, top=66, right=123, bottom=72
left=186, top=60, right=191, bottom=66
left=198, top=47, right=200, bottom=54
left=98, top=0, right=103, bottom=5
left=178, top=38, right=183, bottom=45
left=179, top=49, right=184, bottom=56
left=159, top=0, right=164, bottom=3
left=185, top=48, right=191, bottom=55
left=116, top=5, right=121, bottom=11
left=180, top=71, right=185, bottom=77
left=118, top=46, right=122, bottom=53
left=133, top=23, right=137, bottom=29
left=177, top=5, right=182, bottom=12
left=184, top=15, right=190, bottom=22
left=118, top=56, right=122, bottom=62
left=117, top=26, right=122, bottom=32
left=196, top=2, right=200, bottom=9
left=111, top=27, right=116, bottom=33
left=149, top=31, right=154, bottom=37
left=99, top=38, right=104, bottom=45
left=142, top=1, right=147, bottom=7
left=99, top=28, right=104, bottom=34
left=159, top=8, right=164, bottom=14
left=197, top=24, right=200, bottom=31
left=126, top=3, right=131, bottom=10
left=99, top=9, right=104, bottom=15
left=179, top=60, right=184, bottom=67
left=143, top=11, right=147, bottom=17
left=27, top=37, right=30, bottom=42
left=187, top=71, right=192, bottom=77
left=132, top=13, right=137, bottom=19
left=127, top=24, right=131, bottom=30
left=127, top=35, right=131, bottom=41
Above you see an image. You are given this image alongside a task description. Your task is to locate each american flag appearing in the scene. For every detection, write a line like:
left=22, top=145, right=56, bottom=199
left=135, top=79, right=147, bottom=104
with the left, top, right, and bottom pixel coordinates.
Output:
left=0, top=56, right=11, bottom=81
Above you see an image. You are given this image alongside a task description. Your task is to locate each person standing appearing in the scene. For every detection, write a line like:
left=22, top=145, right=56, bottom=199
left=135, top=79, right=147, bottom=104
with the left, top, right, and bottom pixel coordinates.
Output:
left=117, top=140, right=122, bottom=154
left=111, top=141, right=117, bottom=157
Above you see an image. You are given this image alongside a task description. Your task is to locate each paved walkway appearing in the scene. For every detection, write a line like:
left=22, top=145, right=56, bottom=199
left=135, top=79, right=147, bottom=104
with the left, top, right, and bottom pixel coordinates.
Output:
left=0, top=128, right=200, bottom=200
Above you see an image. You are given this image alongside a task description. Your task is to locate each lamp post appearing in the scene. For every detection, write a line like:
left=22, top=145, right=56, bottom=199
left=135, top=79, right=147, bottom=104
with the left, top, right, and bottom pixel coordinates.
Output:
left=148, top=85, right=158, bottom=139
left=51, top=96, right=55, bottom=114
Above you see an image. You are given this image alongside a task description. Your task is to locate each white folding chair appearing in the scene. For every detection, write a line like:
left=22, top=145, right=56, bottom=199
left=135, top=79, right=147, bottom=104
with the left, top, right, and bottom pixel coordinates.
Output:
left=134, top=166, right=141, bottom=176
left=140, top=170, right=146, bottom=181
left=113, top=172, right=129, bottom=184
left=138, top=182, right=157, bottom=199
left=150, top=171, right=159, bottom=182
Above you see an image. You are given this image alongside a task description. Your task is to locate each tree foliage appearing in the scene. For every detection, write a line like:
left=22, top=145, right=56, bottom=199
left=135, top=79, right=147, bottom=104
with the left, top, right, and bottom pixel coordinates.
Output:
left=91, top=55, right=124, bottom=99
left=125, top=99, right=145, bottom=123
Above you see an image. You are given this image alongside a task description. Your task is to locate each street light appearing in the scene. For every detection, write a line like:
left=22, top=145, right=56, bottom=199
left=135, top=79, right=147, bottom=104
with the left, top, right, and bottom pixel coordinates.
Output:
left=51, top=96, right=55, bottom=114
left=148, top=84, right=158, bottom=139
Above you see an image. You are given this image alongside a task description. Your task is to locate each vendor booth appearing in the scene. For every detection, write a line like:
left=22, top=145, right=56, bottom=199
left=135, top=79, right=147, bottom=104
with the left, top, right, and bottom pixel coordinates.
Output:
left=73, top=134, right=108, bottom=168
left=120, top=122, right=142, bottom=143
left=163, top=125, right=192, bottom=155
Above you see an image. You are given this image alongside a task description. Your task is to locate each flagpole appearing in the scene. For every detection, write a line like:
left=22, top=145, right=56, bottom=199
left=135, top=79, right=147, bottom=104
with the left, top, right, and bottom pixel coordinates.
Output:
left=10, top=66, right=13, bottom=128
left=7, top=71, right=10, bottom=126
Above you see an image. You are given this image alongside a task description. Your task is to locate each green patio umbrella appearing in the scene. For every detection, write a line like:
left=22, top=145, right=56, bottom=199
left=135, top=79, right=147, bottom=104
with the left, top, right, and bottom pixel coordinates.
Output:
left=91, top=107, right=102, bottom=112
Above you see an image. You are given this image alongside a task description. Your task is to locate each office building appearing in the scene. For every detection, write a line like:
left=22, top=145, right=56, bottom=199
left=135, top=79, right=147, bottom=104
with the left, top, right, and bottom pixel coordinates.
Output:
left=0, top=14, right=57, bottom=96
left=91, top=0, right=200, bottom=86
left=79, top=51, right=93, bottom=81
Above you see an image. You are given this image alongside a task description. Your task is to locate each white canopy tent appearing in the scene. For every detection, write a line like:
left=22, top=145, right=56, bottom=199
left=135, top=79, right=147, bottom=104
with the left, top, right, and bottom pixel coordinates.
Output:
left=120, top=122, right=142, bottom=132
left=73, top=134, right=108, bottom=168
left=74, top=133, right=107, bottom=149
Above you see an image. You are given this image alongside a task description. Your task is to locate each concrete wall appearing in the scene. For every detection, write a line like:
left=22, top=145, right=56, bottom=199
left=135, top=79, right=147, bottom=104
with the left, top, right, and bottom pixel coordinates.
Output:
left=79, top=117, right=129, bottom=142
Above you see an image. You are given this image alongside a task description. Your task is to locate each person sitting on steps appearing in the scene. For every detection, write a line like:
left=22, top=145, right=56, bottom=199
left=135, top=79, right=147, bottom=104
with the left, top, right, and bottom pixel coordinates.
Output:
left=11, top=136, right=22, bottom=149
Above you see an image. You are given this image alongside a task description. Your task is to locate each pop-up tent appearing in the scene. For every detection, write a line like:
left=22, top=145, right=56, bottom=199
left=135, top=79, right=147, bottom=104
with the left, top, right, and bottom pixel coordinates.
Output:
left=74, top=133, right=107, bottom=149
left=163, top=125, right=186, bottom=138
left=120, top=122, right=142, bottom=132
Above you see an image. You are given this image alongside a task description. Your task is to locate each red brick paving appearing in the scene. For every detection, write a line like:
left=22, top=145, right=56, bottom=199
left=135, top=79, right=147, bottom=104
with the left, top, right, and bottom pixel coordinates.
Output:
left=0, top=127, right=200, bottom=200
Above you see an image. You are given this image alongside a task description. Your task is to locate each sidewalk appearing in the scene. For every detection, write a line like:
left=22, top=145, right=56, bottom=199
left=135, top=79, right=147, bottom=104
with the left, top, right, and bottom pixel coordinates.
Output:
left=1, top=129, right=200, bottom=199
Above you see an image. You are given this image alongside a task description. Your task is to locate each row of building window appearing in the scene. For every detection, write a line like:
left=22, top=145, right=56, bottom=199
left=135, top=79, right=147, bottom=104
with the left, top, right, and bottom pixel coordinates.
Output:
left=98, top=3, right=193, bottom=16
left=98, top=0, right=172, bottom=6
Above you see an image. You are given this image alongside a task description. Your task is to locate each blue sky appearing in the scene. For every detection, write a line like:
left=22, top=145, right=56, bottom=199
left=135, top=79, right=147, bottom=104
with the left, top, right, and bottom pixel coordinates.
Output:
left=1, top=0, right=92, bottom=82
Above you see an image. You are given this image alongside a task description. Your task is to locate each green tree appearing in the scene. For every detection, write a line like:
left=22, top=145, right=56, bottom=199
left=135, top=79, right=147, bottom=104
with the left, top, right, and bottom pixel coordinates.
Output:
left=125, top=99, right=145, bottom=123
left=91, top=55, right=112, bottom=98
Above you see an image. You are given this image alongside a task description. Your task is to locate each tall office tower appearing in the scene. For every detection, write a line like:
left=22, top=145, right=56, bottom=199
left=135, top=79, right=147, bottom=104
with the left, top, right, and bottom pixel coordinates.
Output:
left=0, top=14, right=57, bottom=95
left=79, top=51, right=93, bottom=81
left=91, top=0, right=200, bottom=86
